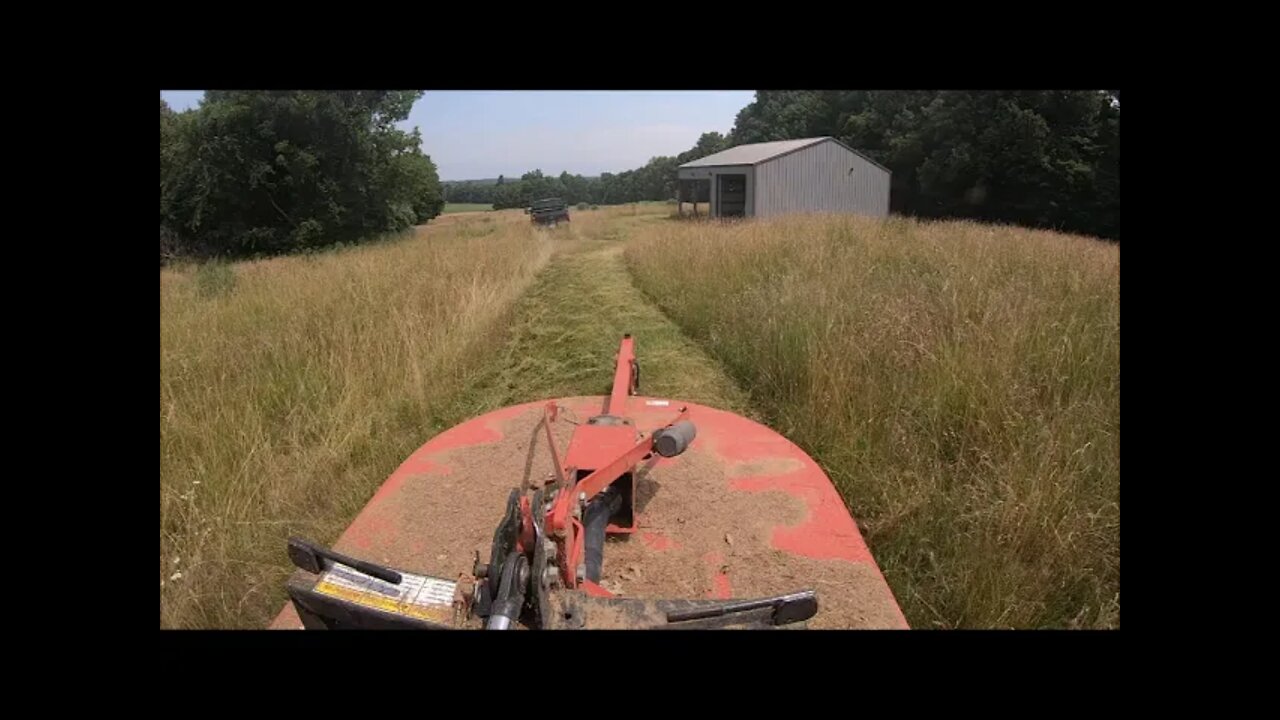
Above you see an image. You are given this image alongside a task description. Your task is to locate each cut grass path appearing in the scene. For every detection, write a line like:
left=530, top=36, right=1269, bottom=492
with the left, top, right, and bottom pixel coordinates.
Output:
left=159, top=205, right=755, bottom=629
left=461, top=209, right=755, bottom=420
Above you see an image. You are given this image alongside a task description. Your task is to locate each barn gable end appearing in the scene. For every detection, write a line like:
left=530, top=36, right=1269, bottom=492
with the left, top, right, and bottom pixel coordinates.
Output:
left=676, top=137, right=890, bottom=219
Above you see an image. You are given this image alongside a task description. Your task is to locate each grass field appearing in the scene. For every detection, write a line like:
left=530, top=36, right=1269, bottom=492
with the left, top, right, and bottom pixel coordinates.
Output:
left=160, top=204, right=1118, bottom=629
left=442, top=202, right=493, bottom=214
left=160, top=211, right=550, bottom=629
left=462, top=206, right=753, bottom=416
left=625, top=214, right=1120, bottom=628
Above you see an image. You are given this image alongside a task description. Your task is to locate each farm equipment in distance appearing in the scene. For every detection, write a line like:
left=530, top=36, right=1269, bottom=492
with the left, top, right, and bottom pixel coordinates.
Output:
left=529, top=197, right=570, bottom=227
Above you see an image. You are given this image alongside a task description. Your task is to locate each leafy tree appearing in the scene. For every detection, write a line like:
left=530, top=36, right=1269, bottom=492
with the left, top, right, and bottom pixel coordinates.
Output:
left=725, top=90, right=1120, bottom=239
left=164, top=90, right=1119, bottom=260
left=160, top=91, right=445, bottom=261
left=160, top=98, right=186, bottom=261
left=677, top=132, right=730, bottom=163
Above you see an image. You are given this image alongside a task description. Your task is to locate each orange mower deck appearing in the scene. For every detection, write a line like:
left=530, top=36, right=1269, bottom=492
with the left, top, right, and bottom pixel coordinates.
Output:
left=270, top=393, right=907, bottom=630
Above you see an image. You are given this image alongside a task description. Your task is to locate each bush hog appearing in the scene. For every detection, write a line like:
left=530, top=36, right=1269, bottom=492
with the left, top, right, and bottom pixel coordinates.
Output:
left=274, top=335, right=907, bottom=629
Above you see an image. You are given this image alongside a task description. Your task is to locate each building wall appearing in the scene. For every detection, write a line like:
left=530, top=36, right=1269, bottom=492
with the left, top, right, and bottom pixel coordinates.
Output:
left=754, top=140, right=890, bottom=218
left=677, top=166, right=755, bottom=217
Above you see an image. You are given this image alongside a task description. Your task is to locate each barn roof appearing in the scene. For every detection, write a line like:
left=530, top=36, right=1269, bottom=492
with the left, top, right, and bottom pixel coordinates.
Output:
left=678, top=136, right=891, bottom=173
left=679, top=137, right=828, bottom=168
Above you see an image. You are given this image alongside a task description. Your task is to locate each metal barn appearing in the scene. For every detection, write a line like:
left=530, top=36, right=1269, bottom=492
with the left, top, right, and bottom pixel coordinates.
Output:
left=675, top=137, right=891, bottom=219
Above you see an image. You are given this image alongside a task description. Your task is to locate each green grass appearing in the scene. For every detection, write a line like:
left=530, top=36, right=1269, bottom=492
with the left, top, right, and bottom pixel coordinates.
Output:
left=624, top=213, right=1120, bottom=628
left=442, top=203, right=494, bottom=214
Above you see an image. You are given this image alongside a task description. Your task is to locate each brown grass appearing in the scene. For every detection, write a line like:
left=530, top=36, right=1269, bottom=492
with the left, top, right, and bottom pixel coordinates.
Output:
left=160, top=211, right=550, bottom=629
left=460, top=204, right=754, bottom=417
left=161, top=203, right=1119, bottom=630
left=624, top=213, right=1120, bottom=628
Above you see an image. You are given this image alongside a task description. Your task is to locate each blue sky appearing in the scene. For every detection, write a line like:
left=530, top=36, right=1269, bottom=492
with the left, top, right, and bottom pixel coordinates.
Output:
left=160, top=90, right=754, bottom=180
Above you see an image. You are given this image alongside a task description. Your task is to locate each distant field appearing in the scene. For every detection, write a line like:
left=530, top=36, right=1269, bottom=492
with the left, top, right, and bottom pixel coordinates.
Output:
left=626, top=214, right=1120, bottom=628
left=442, top=203, right=493, bottom=214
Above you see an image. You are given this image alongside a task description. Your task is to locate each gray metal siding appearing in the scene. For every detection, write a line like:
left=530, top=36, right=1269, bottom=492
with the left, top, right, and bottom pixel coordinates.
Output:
left=754, top=139, right=890, bottom=218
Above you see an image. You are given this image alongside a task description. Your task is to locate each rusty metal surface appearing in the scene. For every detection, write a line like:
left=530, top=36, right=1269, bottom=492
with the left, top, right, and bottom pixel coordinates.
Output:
left=269, top=395, right=907, bottom=630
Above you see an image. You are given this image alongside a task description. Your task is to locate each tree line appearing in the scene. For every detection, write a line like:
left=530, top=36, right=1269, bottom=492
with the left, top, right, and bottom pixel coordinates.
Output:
left=160, top=90, right=1119, bottom=263
left=444, top=91, right=1119, bottom=240
left=442, top=154, right=702, bottom=209
left=160, top=91, right=445, bottom=263
left=725, top=90, right=1120, bottom=239
left=441, top=131, right=732, bottom=209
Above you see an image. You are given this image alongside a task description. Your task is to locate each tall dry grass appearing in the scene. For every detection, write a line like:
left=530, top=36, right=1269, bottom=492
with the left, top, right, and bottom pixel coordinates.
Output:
left=625, top=214, right=1119, bottom=628
left=160, top=211, right=551, bottom=629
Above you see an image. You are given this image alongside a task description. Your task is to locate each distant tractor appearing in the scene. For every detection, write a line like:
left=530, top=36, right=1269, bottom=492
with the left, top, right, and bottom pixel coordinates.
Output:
left=529, top=198, right=570, bottom=227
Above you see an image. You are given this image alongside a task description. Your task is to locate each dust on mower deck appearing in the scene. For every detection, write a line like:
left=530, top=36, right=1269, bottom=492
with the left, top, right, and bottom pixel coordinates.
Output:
left=599, top=444, right=903, bottom=630
left=271, top=398, right=906, bottom=630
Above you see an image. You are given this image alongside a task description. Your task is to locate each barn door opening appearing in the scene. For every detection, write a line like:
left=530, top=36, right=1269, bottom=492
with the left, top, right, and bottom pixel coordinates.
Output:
left=716, top=174, right=746, bottom=218
left=677, top=178, right=711, bottom=216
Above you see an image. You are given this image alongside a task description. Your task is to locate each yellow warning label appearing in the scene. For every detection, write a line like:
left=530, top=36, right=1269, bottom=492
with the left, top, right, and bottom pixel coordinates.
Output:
left=314, top=564, right=457, bottom=625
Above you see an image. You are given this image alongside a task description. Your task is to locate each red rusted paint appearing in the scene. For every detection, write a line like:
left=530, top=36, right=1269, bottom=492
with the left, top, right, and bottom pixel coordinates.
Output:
left=334, top=407, right=534, bottom=559
left=581, top=580, right=614, bottom=598
left=548, top=484, right=575, bottom=537
left=688, top=404, right=876, bottom=564
left=640, top=532, right=676, bottom=551
left=573, top=430, right=655, bottom=501
left=268, top=395, right=906, bottom=629
left=710, top=574, right=732, bottom=599
left=730, top=474, right=874, bottom=564
left=606, top=335, right=636, bottom=416
left=517, top=496, right=535, bottom=553
left=341, top=501, right=401, bottom=551
left=396, top=458, right=453, bottom=477
left=563, top=424, right=638, bottom=486
left=367, top=409, right=517, bottom=505
left=272, top=603, right=304, bottom=630
left=703, top=551, right=732, bottom=599
left=365, top=473, right=412, bottom=508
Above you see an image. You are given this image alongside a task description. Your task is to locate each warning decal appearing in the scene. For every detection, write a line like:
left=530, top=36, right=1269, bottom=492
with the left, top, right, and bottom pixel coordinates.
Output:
left=313, top=564, right=457, bottom=625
